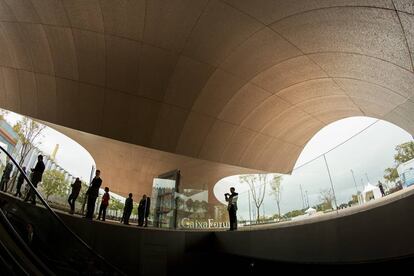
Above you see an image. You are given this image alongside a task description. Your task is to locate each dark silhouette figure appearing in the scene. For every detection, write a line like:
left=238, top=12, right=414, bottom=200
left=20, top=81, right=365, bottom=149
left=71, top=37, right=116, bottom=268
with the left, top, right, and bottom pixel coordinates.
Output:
left=25, top=223, right=36, bottom=252
left=138, top=195, right=150, bottom=227
left=24, top=155, right=45, bottom=205
left=0, top=161, right=13, bottom=192
left=14, top=166, right=26, bottom=197
left=97, top=187, right=110, bottom=221
left=378, top=181, right=386, bottom=197
left=68, top=177, right=82, bottom=214
left=122, top=193, right=133, bottom=225
left=225, top=187, right=238, bottom=231
left=25, top=223, right=37, bottom=249
left=85, top=170, right=102, bottom=219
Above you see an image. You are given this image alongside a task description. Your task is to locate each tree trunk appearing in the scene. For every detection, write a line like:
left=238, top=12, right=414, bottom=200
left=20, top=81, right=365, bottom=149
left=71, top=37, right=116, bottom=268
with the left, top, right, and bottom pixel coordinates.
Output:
left=277, top=202, right=281, bottom=218
left=256, top=207, right=260, bottom=223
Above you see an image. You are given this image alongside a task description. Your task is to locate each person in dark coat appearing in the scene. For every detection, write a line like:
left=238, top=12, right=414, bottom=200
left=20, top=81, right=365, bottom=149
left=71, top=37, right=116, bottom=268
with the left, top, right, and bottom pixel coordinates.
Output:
left=68, top=177, right=82, bottom=214
left=225, top=187, right=238, bottom=231
left=0, top=161, right=13, bottom=192
left=14, top=166, right=26, bottom=197
left=85, top=170, right=102, bottom=219
left=378, top=181, right=386, bottom=197
left=138, top=195, right=150, bottom=227
left=122, top=193, right=133, bottom=225
left=24, top=155, right=45, bottom=205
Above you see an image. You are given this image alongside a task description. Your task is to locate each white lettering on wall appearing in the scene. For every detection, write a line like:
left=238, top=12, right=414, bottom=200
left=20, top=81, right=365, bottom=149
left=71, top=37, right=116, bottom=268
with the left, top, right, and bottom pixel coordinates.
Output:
left=180, top=218, right=229, bottom=229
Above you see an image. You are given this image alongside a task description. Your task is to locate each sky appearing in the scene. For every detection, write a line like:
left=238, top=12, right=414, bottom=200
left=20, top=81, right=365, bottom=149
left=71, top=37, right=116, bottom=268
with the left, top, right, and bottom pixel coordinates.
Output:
left=214, top=116, right=414, bottom=219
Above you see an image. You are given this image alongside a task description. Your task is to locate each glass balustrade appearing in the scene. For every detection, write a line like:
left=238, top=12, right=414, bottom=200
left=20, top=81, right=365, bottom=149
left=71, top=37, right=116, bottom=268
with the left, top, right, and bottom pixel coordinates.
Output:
left=0, top=145, right=124, bottom=275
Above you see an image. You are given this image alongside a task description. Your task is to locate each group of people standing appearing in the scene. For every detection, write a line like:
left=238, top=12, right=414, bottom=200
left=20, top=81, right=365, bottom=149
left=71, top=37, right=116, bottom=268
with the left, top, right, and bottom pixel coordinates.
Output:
left=1, top=157, right=152, bottom=228
left=120, top=193, right=150, bottom=226
left=0, top=155, right=46, bottom=206
left=1, top=155, right=45, bottom=203
left=67, top=170, right=151, bottom=227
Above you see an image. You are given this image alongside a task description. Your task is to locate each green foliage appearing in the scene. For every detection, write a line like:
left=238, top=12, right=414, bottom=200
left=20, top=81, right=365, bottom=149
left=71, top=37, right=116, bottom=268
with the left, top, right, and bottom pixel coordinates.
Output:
left=109, top=198, right=124, bottom=211
left=283, top=209, right=305, bottom=218
left=41, top=170, right=69, bottom=200
left=348, top=193, right=360, bottom=206
left=13, top=117, right=45, bottom=165
left=271, top=213, right=282, bottom=220
left=384, top=167, right=399, bottom=183
left=78, top=181, right=89, bottom=203
left=383, top=141, right=414, bottom=184
left=186, top=198, right=194, bottom=211
left=318, top=188, right=334, bottom=211
left=394, top=142, right=414, bottom=165
left=193, top=200, right=202, bottom=212
left=0, top=109, right=8, bottom=121
left=132, top=203, right=139, bottom=216
left=176, top=197, right=185, bottom=210
left=200, top=201, right=208, bottom=212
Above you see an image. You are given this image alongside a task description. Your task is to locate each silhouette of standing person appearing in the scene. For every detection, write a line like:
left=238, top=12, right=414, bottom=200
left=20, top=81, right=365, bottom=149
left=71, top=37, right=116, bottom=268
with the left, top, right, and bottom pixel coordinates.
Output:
left=24, top=155, right=45, bottom=205
left=122, top=193, right=133, bottom=225
left=98, top=187, right=110, bottom=221
left=0, top=161, right=13, bottom=192
left=138, top=195, right=150, bottom=227
left=68, top=177, right=82, bottom=214
left=85, top=170, right=102, bottom=219
left=378, top=181, right=386, bottom=197
left=225, top=187, right=238, bottom=231
left=25, top=223, right=37, bottom=251
left=14, top=166, right=26, bottom=197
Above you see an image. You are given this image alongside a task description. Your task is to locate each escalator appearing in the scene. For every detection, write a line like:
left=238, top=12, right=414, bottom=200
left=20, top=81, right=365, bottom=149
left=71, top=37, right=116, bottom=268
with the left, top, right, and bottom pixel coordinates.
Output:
left=0, top=207, right=51, bottom=275
left=0, top=146, right=125, bottom=275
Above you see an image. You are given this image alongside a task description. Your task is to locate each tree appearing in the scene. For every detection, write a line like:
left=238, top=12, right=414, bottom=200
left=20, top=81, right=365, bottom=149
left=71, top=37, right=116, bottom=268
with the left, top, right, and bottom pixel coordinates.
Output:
left=384, top=167, right=399, bottom=184
left=78, top=181, right=90, bottom=204
left=240, top=174, right=268, bottom=223
left=109, top=198, right=124, bottom=217
left=186, top=198, right=194, bottom=212
left=394, top=142, right=414, bottom=164
left=283, top=209, right=305, bottom=219
left=132, top=203, right=139, bottom=216
left=319, top=188, right=334, bottom=211
left=41, top=170, right=69, bottom=201
left=200, top=201, right=208, bottom=213
left=193, top=200, right=202, bottom=213
left=269, top=175, right=283, bottom=218
left=13, top=117, right=45, bottom=166
left=0, top=109, right=8, bottom=121
left=215, top=205, right=228, bottom=221
left=383, top=141, right=414, bottom=185
left=176, top=196, right=185, bottom=211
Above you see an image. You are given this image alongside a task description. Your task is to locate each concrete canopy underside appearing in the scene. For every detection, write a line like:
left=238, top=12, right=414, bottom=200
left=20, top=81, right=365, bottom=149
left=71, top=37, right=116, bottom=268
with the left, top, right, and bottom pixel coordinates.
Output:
left=1, top=1, right=414, bottom=197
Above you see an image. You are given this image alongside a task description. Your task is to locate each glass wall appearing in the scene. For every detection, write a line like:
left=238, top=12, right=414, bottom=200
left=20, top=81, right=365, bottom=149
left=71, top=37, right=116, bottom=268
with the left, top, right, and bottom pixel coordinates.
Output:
left=224, top=119, right=414, bottom=230
left=174, top=118, right=414, bottom=230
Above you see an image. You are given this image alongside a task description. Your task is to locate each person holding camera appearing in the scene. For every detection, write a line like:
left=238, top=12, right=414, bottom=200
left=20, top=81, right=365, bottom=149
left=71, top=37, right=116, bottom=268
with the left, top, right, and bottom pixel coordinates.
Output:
left=225, top=187, right=238, bottom=231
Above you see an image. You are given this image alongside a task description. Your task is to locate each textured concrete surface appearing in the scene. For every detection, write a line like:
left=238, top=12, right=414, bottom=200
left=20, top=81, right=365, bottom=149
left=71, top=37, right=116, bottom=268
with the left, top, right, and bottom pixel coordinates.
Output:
left=0, top=1, right=414, bottom=197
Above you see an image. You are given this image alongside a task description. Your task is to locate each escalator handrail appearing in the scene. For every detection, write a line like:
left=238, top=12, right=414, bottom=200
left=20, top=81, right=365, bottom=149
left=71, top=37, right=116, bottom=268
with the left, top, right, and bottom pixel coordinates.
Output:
left=0, top=208, right=53, bottom=276
left=0, top=145, right=126, bottom=275
left=0, top=238, right=29, bottom=275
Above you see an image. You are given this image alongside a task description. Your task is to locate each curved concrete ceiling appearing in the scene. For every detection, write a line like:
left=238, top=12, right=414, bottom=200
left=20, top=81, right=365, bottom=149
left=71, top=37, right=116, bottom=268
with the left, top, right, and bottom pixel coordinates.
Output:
left=47, top=121, right=259, bottom=203
left=0, top=0, right=414, bottom=176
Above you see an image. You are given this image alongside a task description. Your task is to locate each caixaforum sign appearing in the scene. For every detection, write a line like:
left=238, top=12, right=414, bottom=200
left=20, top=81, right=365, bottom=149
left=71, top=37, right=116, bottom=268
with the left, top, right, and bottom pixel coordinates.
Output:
left=180, top=218, right=229, bottom=229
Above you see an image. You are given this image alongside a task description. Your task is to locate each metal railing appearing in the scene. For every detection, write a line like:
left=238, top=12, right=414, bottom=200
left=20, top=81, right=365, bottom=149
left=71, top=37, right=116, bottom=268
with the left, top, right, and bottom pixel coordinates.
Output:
left=0, top=145, right=125, bottom=275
